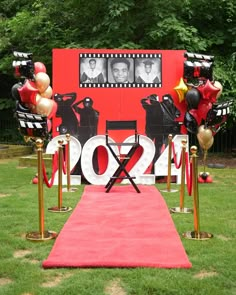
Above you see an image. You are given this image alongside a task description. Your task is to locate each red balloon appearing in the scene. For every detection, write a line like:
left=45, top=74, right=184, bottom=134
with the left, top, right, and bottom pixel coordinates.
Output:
left=18, top=80, right=39, bottom=109
left=198, top=176, right=205, bottom=183
left=47, top=119, right=52, bottom=132
left=205, top=175, right=213, bottom=183
left=34, top=62, right=47, bottom=74
left=189, top=109, right=201, bottom=125
left=197, top=80, right=220, bottom=103
left=197, top=100, right=212, bottom=122
left=32, top=176, right=38, bottom=184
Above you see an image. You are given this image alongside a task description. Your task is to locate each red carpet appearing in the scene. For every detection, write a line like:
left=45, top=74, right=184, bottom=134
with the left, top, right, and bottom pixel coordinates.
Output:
left=42, top=185, right=192, bottom=268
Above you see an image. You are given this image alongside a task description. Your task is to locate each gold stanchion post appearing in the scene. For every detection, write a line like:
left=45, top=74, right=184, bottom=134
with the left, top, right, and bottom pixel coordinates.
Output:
left=62, top=134, right=77, bottom=193
left=48, top=139, right=72, bottom=213
left=26, top=139, right=57, bottom=241
left=170, top=139, right=193, bottom=213
left=183, top=146, right=213, bottom=240
left=161, top=134, right=178, bottom=193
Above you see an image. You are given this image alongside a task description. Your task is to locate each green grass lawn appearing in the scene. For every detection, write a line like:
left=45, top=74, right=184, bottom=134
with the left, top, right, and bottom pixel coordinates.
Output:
left=0, top=158, right=235, bottom=295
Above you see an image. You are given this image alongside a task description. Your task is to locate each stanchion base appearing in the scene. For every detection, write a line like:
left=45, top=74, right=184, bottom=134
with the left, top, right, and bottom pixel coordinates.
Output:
left=48, top=206, right=72, bottom=213
left=160, top=188, right=178, bottom=193
left=170, top=207, right=193, bottom=214
left=183, top=231, right=213, bottom=240
left=26, top=230, right=57, bottom=242
left=62, top=187, right=78, bottom=193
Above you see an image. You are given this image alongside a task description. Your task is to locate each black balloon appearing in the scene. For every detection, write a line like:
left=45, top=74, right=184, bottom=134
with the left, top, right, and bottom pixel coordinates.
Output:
left=185, top=88, right=201, bottom=110
left=200, top=172, right=209, bottom=180
left=184, top=111, right=198, bottom=134
left=15, top=101, right=30, bottom=113
left=11, top=82, right=22, bottom=101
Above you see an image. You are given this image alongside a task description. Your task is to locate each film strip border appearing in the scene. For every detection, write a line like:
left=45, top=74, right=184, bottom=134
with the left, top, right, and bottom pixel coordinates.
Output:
left=79, top=53, right=162, bottom=88
left=80, top=53, right=161, bottom=59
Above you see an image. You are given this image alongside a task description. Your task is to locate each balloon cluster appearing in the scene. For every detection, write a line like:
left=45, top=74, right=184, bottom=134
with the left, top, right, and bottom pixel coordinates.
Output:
left=174, top=52, right=232, bottom=183
left=175, top=53, right=223, bottom=134
left=174, top=52, right=230, bottom=148
left=11, top=51, right=57, bottom=133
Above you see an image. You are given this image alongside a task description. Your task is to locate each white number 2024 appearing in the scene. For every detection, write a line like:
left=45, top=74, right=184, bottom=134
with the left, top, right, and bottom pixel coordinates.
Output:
left=46, top=134, right=157, bottom=185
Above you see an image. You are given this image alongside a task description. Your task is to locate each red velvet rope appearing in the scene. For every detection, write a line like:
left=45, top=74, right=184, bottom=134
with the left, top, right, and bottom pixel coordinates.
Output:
left=62, top=145, right=67, bottom=175
left=172, top=141, right=182, bottom=169
left=185, top=152, right=192, bottom=196
left=42, top=152, right=58, bottom=188
left=172, top=141, right=193, bottom=196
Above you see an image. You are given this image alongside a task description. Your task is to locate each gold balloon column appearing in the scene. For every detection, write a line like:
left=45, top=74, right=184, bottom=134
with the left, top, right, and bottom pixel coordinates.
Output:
left=48, top=139, right=72, bottom=213
left=26, top=139, right=57, bottom=241
left=12, top=52, right=58, bottom=240
left=183, top=146, right=213, bottom=240
left=161, top=134, right=178, bottom=193
left=170, top=138, right=193, bottom=214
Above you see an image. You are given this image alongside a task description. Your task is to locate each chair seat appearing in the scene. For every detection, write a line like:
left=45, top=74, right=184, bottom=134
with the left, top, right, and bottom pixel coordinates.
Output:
left=108, top=142, right=138, bottom=146
left=118, top=156, right=130, bottom=160
left=110, top=176, right=136, bottom=180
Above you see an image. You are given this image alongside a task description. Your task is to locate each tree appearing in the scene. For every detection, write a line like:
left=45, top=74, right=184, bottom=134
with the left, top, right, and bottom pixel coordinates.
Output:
left=0, top=0, right=235, bottom=125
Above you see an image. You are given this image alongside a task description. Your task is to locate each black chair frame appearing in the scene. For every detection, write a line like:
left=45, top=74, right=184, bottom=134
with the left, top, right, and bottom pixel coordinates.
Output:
left=105, top=120, right=140, bottom=193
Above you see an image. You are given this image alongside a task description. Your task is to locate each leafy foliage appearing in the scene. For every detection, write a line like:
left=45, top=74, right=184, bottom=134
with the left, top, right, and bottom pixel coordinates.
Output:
left=0, top=0, right=235, bottom=125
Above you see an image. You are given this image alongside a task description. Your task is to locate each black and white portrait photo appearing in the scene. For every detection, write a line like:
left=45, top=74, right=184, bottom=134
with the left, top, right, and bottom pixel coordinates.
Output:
left=80, top=58, right=106, bottom=83
left=79, top=53, right=162, bottom=88
left=135, top=58, right=161, bottom=84
left=108, top=57, right=134, bottom=84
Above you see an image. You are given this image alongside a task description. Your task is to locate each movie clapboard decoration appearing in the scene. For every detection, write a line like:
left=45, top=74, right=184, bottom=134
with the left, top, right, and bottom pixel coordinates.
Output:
left=206, top=101, right=233, bottom=128
left=16, top=111, right=49, bottom=138
left=184, top=52, right=214, bottom=81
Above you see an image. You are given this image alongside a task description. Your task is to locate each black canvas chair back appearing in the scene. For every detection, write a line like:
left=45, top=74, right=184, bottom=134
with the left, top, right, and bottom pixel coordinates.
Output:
left=105, top=120, right=139, bottom=146
left=105, top=120, right=140, bottom=193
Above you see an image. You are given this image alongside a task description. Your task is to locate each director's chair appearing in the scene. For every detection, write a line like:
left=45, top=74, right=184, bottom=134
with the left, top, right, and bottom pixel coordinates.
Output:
left=105, top=120, right=141, bottom=193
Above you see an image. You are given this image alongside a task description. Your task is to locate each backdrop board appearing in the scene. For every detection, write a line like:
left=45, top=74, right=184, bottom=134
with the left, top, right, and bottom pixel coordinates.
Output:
left=52, top=49, right=187, bottom=177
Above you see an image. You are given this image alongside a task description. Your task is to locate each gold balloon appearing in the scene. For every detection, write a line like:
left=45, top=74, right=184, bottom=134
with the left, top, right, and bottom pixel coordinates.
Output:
left=40, top=86, right=53, bottom=99
left=203, top=136, right=214, bottom=150
left=35, top=96, right=56, bottom=117
left=197, top=125, right=214, bottom=151
left=174, top=77, right=188, bottom=102
left=197, top=125, right=212, bottom=141
left=214, top=81, right=223, bottom=99
left=35, top=72, right=50, bottom=93
left=198, top=136, right=214, bottom=150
